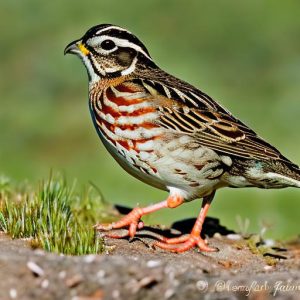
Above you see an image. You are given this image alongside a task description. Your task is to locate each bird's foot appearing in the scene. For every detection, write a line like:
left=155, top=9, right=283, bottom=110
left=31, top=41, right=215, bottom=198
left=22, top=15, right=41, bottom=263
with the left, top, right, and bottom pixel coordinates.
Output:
left=154, top=234, right=218, bottom=253
left=94, top=207, right=145, bottom=238
left=94, top=200, right=175, bottom=239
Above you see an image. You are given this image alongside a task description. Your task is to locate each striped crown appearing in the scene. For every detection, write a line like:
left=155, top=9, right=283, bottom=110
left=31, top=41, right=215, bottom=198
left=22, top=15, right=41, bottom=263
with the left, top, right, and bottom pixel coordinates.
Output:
left=64, top=24, right=156, bottom=81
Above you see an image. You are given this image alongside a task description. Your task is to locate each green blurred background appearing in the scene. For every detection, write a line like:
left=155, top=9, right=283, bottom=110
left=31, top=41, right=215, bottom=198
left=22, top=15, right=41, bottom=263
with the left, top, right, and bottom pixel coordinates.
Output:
left=1, top=0, right=300, bottom=239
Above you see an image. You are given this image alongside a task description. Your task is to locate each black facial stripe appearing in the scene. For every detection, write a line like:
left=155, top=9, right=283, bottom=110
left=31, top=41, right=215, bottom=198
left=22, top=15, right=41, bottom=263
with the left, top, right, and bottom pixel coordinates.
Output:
left=85, top=43, right=98, bottom=56
left=86, top=52, right=103, bottom=77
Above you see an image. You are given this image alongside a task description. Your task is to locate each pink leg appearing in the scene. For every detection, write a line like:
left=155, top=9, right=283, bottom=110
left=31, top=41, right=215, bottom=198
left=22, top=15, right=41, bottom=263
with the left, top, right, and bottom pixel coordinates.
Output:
left=95, top=193, right=184, bottom=239
left=154, top=192, right=218, bottom=253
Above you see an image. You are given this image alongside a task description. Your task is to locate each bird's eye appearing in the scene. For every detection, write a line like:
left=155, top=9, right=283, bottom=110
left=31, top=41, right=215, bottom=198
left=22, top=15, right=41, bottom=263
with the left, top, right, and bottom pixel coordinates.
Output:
left=100, top=40, right=116, bottom=50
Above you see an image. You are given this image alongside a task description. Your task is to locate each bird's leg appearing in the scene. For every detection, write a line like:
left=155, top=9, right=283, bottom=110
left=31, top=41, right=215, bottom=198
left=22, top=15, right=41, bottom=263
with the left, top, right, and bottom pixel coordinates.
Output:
left=94, top=193, right=184, bottom=239
left=154, top=192, right=218, bottom=253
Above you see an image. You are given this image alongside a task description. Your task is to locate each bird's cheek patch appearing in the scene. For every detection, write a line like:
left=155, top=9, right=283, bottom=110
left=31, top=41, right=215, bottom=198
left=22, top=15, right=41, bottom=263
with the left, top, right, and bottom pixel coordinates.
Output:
left=117, top=51, right=133, bottom=66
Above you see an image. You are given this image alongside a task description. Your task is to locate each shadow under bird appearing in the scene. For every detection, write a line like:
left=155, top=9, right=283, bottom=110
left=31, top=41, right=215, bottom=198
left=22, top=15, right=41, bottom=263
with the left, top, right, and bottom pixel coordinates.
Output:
left=64, top=24, right=300, bottom=253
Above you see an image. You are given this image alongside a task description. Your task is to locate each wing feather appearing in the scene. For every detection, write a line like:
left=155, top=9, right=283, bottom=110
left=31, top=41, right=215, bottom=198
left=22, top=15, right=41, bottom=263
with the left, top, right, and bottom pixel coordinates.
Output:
left=133, top=76, right=291, bottom=164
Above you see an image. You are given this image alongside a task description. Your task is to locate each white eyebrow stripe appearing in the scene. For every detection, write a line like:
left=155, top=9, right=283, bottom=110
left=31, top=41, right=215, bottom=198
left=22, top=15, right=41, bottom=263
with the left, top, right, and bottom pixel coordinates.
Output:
left=96, top=26, right=130, bottom=35
left=89, top=35, right=152, bottom=61
left=106, top=36, right=152, bottom=60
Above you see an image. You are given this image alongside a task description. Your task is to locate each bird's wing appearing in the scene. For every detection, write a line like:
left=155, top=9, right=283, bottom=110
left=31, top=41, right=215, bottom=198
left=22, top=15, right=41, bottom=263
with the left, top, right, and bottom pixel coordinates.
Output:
left=136, top=77, right=291, bottom=164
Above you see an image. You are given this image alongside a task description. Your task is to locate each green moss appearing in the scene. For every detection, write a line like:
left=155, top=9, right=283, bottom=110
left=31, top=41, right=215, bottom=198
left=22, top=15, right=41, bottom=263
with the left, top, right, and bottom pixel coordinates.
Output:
left=0, top=173, right=115, bottom=255
left=245, top=234, right=287, bottom=266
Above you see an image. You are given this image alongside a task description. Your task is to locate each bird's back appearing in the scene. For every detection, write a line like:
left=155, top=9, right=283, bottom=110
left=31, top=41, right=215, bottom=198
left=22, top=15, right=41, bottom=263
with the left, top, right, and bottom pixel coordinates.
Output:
left=133, top=65, right=300, bottom=189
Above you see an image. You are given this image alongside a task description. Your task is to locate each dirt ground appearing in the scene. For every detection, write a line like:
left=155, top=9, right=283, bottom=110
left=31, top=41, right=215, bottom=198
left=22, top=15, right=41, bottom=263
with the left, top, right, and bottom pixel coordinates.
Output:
left=1, top=217, right=300, bottom=300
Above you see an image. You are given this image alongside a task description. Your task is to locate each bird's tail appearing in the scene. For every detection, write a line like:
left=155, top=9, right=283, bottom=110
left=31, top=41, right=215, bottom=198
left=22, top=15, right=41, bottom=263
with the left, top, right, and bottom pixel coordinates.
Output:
left=242, top=159, right=300, bottom=189
left=279, top=173, right=300, bottom=188
left=286, top=163, right=300, bottom=187
left=288, top=169, right=300, bottom=188
left=267, top=161, right=300, bottom=188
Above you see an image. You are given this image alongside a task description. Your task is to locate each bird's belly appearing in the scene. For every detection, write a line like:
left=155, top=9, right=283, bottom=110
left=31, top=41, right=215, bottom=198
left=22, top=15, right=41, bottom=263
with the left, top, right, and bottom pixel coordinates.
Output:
left=98, top=129, right=167, bottom=191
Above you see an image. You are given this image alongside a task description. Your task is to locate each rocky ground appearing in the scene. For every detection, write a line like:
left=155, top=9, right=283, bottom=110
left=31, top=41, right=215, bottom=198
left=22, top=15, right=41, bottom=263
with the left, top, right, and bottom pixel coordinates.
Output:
left=1, top=216, right=300, bottom=300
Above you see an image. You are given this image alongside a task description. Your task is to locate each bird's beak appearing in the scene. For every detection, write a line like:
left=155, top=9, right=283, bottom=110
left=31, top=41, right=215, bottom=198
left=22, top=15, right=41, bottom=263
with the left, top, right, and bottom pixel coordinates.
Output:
left=64, top=40, right=90, bottom=56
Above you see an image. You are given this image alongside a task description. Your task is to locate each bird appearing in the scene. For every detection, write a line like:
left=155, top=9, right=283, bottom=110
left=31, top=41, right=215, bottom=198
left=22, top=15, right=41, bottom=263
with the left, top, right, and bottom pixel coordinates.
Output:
left=64, top=24, right=300, bottom=253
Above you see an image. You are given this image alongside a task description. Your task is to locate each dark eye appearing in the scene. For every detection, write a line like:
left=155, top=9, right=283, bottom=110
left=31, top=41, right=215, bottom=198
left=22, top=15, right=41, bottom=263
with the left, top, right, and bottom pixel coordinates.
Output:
left=100, top=40, right=116, bottom=50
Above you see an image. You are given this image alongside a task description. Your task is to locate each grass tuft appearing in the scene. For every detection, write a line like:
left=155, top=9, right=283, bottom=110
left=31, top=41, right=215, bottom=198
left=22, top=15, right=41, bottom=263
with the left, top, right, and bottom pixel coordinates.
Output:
left=0, top=173, right=115, bottom=255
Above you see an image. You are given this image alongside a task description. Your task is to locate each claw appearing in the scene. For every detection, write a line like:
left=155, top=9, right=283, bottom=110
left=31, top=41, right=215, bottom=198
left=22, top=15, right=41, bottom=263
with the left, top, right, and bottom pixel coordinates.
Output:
left=156, top=234, right=190, bottom=244
left=154, top=234, right=218, bottom=253
left=94, top=201, right=170, bottom=239
left=137, top=221, right=144, bottom=229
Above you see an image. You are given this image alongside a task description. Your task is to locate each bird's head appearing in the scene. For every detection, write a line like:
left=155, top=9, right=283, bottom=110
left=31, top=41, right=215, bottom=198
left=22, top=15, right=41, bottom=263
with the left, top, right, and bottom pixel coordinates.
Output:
left=64, top=24, right=155, bottom=82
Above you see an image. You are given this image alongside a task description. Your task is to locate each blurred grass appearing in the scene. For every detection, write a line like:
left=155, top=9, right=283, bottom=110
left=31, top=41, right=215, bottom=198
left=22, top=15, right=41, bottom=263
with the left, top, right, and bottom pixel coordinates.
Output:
left=0, top=0, right=300, bottom=240
left=0, top=173, right=115, bottom=254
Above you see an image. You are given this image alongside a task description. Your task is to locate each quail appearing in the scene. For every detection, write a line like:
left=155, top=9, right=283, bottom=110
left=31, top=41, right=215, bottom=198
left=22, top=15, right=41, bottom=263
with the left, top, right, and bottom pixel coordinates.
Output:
left=65, top=24, right=300, bottom=252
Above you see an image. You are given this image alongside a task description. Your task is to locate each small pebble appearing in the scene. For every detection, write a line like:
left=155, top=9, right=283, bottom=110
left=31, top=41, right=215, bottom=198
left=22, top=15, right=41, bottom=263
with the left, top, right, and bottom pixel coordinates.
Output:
left=264, top=265, right=273, bottom=271
left=164, top=288, right=175, bottom=299
left=65, top=274, right=83, bottom=288
left=59, top=271, right=67, bottom=279
left=9, top=289, right=17, bottom=299
left=97, top=270, right=106, bottom=278
left=214, top=233, right=222, bottom=239
left=83, top=255, right=96, bottom=263
left=41, top=279, right=49, bottom=289
left=172, top=279, right=180, bottom=287
left=264, top=239, right=275, bottom=247
left=139, top=276, right=156, bottom=287
left=112, top=289, right=120, bottom=299
left=146, top=260, right=162, bottom=268
left=27, top=261, right=45, bottom=277
left=226, top=234, right=242, bottom=240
